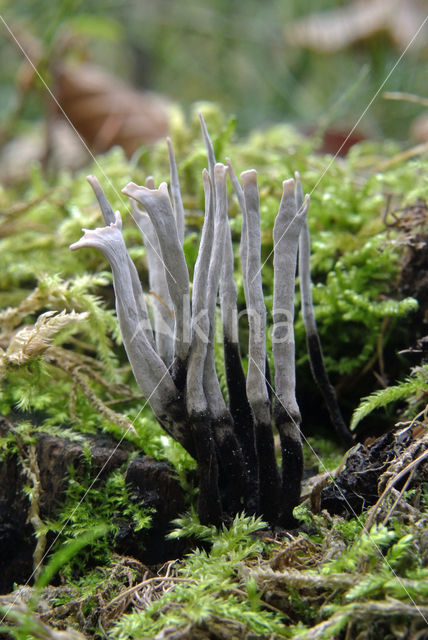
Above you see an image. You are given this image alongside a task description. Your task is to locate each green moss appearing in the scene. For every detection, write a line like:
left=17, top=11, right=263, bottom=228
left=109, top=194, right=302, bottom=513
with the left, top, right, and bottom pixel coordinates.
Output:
left=351, top=364, right=428, bottom=430
left=114, top=513, right=289, bottom=639
left=44, top=459, right=153, bottom=576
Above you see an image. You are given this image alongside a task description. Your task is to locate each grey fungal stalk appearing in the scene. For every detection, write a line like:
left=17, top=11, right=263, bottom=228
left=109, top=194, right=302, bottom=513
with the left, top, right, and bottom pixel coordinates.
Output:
left=71, top=116, right=340, bottom=527
left=296, top=173, right=353, bottom=447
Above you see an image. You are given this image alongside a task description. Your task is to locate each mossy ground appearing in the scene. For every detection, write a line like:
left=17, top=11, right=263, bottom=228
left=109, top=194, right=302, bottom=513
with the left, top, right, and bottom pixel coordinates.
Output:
left=0, top=105, right=427, bottom=639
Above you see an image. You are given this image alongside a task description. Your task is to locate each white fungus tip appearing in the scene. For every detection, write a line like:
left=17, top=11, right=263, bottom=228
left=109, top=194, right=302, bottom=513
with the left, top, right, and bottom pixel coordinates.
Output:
left=69, top=228, right=94, bottom=251
left=202, top=169, right=212, bottom=187
left=240, top=169, right=257, bottom=185
left=114, top=210, right=122, bottom=229
left=282, top=178, right=295, bottom=195
left=121, top=182, right=139, bottom=198
left=214, top=163, right=226, bottom=178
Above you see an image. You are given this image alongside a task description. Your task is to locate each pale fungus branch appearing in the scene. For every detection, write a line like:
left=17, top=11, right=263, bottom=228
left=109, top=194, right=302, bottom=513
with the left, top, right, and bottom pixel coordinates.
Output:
left=121, top=181, right=190, bottom=385
left=166, top=137, right=185, bottom=246
left=272, top=178, right=309, bottom=524
left=296, top=172, right=353, bottom=447
left=130, top=198, right=174, bottom=367
left=86, top=174, right=155, bottom=351
left=70, top=216, right=176, bottom=422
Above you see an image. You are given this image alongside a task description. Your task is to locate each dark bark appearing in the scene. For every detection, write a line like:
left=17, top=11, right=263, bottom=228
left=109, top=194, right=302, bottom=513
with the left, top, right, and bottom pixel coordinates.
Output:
left=171, top=356, right=188, bottom=393
left=211, top=414, right=249, bottom=515
left=0, top=419, right=187, bottom=593
left=320, top=429, right=427, bottom=517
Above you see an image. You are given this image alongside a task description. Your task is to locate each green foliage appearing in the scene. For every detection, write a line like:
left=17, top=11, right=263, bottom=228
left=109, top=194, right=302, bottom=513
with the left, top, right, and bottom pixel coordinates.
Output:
left=308, top=237, right=418, bottom=375
left=2, top=492, right=427, bottom=639
left=111, top=506, right=428, bottom=639
left=291, top=512, right=427, bottom=637
left=44, top=459, right=152, bottom=575
left=321, top=524, right=397, bottom=575
left=293, top=504, right=316, bottom=528
left=168, top=507, right=219, bottom=542
left=0, top=421, right=35, bottom=460
left=351, top=365, right=428, bottom=430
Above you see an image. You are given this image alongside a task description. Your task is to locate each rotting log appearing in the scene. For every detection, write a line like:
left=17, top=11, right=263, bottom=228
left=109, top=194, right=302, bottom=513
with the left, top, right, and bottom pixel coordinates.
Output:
left=0, top=416, right=186, bottom=594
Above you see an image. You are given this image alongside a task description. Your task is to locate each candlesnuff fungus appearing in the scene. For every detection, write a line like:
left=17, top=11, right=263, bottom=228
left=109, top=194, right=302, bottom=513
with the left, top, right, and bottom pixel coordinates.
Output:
left=70, top=116, right=348, bottom=527
left=297, top=173, right=354, bottom=448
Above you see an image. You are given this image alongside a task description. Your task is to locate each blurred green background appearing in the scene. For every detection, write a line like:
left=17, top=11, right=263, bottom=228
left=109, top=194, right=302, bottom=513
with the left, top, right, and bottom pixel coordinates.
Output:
left=1, top=0, right=427, bottom=143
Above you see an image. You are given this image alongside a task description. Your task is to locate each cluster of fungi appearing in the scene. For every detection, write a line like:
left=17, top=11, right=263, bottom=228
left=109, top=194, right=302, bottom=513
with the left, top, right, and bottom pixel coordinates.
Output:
left=71, top=116, right=351, bottom=527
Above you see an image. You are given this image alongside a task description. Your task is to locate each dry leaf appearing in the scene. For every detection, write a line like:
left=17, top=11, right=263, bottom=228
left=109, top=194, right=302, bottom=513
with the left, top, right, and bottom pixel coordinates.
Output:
left=54, top=62, right=170, bottom=156
left=285, top=0, right=428, bottom=53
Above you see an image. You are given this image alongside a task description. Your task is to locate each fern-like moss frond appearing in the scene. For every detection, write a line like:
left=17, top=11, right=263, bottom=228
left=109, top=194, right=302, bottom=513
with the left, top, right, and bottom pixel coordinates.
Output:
left=350, top=365, right=428, bottom=430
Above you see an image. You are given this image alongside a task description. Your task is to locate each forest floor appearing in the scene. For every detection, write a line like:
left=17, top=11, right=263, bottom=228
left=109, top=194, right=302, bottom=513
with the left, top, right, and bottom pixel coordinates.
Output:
left=0, top=107, right=427, bottom=639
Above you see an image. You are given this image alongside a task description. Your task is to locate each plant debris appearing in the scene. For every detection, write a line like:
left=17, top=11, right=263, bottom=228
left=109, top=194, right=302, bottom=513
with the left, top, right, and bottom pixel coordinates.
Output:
left=320, top=425, right=428, bottom=518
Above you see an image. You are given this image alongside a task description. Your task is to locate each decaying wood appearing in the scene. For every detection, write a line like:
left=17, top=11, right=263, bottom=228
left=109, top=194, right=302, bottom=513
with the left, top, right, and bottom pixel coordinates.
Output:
left=0, top=416, right=187, bottom=595
left=320, top=426, right=428, bottom=518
